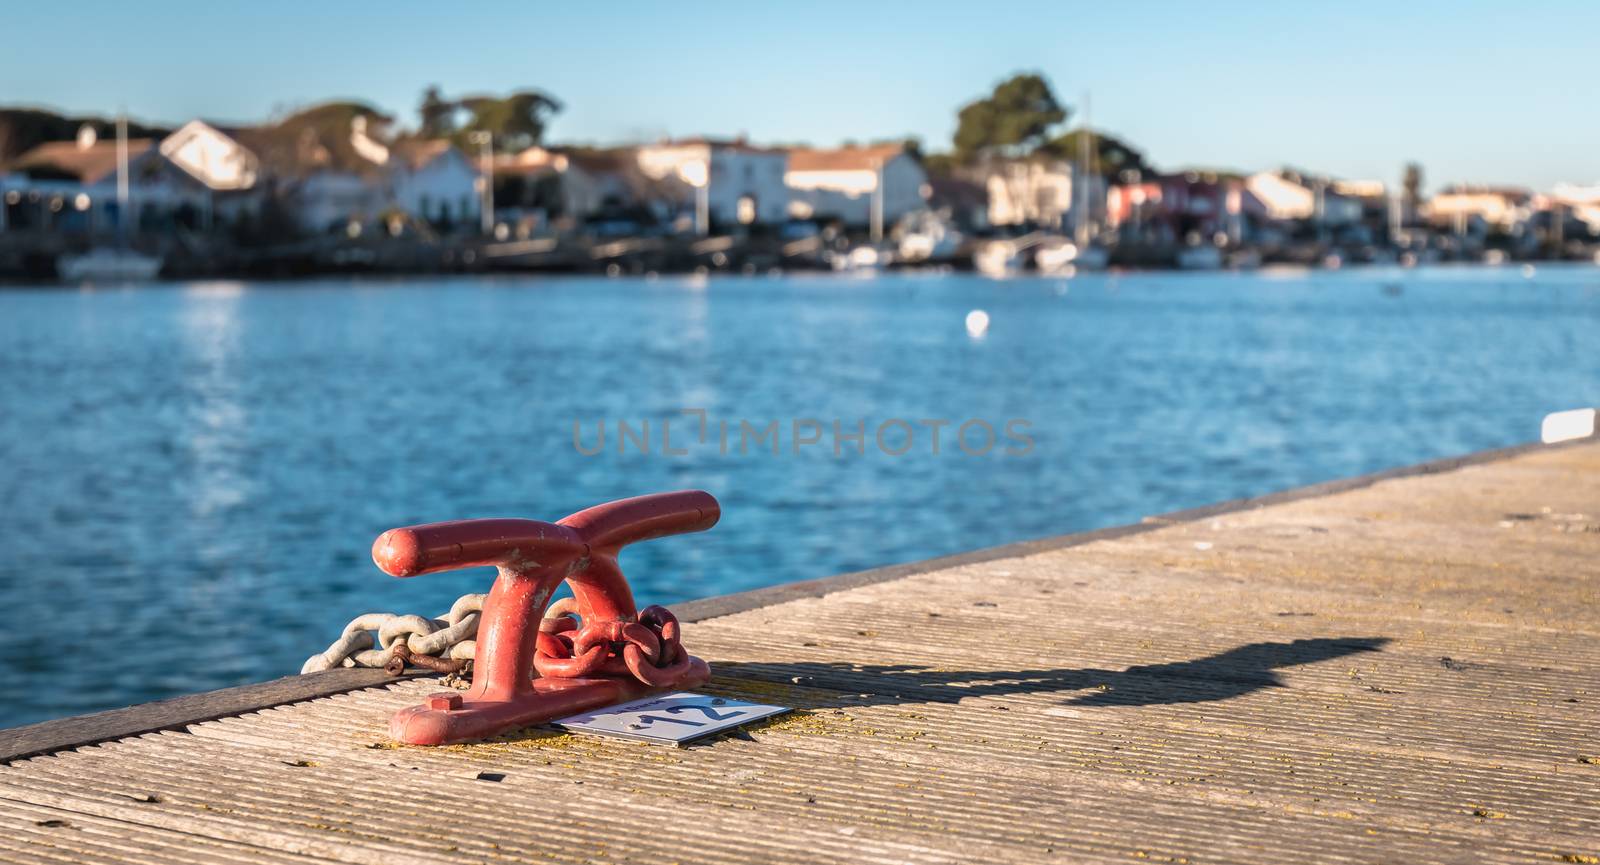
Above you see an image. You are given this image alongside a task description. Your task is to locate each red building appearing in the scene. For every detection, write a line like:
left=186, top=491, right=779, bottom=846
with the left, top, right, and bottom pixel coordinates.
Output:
left=1107, top=171, right=1258, bottom=242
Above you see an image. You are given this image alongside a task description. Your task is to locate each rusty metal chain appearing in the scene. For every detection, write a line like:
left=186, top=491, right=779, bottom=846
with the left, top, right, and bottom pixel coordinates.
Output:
left=300, top=593, right=484, bottom=675
left=533, top=602, right=697, bottom=688
left=304, top=591, right=696, bottom=689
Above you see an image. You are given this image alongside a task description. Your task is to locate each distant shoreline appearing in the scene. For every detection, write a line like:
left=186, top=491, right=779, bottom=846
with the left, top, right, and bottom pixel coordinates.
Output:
left=2, top=258, right=1595, bottom=289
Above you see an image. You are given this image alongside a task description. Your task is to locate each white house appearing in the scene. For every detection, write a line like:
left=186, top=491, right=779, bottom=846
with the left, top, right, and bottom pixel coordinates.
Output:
left=985, top=159, right=1076, bottom=229
left=155, top=118, right=375, bottom=232
left=1550, top=182, right=1600, bottom=232
left=784, top=143, right=927, bottom=226
left=160, top=114, right=487, bottom=232
left=1245, top=170, right=1362, bottom=224
left=635, top=138, right=789, bottom=228
left=6, top=132, right=207, bottom=232
left=158, top=120, right=266, bottom=227
left=1425, top=186, right=1531, bottom=229
left=498, top=146, right=640, bottom=219
left=283, top=115, right=394, bottom=232
left=291, top=173, right=387, bottom=232
left=390, top=139, right=480, bottom=227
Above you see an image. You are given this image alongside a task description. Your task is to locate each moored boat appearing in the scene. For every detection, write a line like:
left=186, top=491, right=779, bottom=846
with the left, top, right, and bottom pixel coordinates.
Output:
left=58, top=248, right=163, bottom=282
left=1035, top=239, right=1109, bottom=274
left=1176, top=243, right=1223, bottom=270
left=57, top=113, right=164, bottom=284
left=973, top=239, right=1024, bottom=277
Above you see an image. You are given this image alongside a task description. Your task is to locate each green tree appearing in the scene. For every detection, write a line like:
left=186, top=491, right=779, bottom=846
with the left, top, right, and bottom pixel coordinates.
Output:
left=457, top=89, right=563, bottom=153
left=1402, top=162, right=1424, bottom=208
left=1043, top=129, right=1152, bottom=178
left=921, top=152, right=957, bottom=178
left=952, top=73, right=1068, bottom=163
left=264, top=102, right=393, bottom=174
left=418, top=85, right=457, bottom=138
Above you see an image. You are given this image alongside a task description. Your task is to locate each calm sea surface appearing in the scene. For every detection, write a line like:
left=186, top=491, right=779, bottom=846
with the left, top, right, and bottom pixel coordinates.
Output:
left=2, top=266, right=1597, bottom=727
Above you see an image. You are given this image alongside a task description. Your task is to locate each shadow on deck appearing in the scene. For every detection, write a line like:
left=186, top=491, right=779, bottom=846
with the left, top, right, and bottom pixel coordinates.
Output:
left=711, top=637, right=1390, bottom=709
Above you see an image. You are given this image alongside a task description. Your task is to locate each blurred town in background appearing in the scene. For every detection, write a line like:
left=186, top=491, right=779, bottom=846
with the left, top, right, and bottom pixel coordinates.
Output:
left=3, top=72, right=1598, bottom=280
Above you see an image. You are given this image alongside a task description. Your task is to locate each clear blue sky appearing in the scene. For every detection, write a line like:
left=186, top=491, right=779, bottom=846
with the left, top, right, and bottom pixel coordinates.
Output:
left=5, top=1, right=1595, bottom=191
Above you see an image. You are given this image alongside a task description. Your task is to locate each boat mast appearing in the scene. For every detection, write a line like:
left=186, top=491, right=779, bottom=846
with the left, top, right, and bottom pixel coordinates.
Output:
left=1075, top=92, right=1092, bottom=248
left=116, top=112, right=130, bottom=242
left=870, top=156, right=884, bottom=244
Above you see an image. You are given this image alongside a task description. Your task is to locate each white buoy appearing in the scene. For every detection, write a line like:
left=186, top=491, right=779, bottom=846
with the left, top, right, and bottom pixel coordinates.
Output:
left=965, top=309, right=990, bottom=338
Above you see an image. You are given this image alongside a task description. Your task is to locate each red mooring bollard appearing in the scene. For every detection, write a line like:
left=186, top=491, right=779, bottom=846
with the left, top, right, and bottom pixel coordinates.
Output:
left=374, top=490, right=720, bottom=745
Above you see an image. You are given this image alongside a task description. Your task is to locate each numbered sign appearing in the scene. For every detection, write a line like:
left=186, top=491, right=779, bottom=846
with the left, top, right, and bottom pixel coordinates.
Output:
left=553, top=691, right=790, bottom=746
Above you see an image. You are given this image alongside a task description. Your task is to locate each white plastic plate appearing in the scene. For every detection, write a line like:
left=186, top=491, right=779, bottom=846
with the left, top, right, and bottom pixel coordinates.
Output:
left=1542, top=408, right=1597, bottom=444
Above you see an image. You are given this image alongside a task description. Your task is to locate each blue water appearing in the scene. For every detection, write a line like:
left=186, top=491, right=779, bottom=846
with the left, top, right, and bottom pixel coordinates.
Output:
left=1, top=266, right=1597, bottom=728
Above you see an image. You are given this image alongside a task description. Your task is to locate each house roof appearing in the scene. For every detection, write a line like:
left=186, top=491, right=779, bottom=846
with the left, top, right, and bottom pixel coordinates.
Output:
left=391, top=138, right=460, bottom=171
left=190, top=124, right=306, bottom=177
left=495, top=150, right=549, bottom=176
left=8, top=139, right=155, bottom=183
left=1437, top=185, right=1530, bottom=201
left=787, top=144, right=905, bottom=173
left=1332, top=179, right=1386, bottom=199
left=210, top=103, right=392, bottom=179
left=499, top=146, right=635, bottom=177
left=648, top=136, right=780, bottom=155
left=1247, top=169, right=1360, bottom=200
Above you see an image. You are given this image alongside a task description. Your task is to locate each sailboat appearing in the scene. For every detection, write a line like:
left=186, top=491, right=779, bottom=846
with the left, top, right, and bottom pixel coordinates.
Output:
left=1175, top=234, right=1224, bottom=270
left=973, top=238, right=1025, bottom=277
left=898, top=209, right=963, bottom=263
left=58, top=115, right=164, bottom=283
left=833, top=155, right=897, bottom=272
left=1040, top=91, right=1109, bottom=274
left=1033, top=238, right=1086, bottom=274
left=58, top=247, right=164, bottom=281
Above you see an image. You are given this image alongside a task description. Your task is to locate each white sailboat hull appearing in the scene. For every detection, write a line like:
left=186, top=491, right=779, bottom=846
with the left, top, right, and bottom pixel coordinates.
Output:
left=1176, top=245, right=1224, bottom=270
left=899, top=232, right=961, bottom=263
left=973, top=241, right=1023, bottom=277
left=58, top=249, right=164, bottom=283
left=830, top=245, right=890, bottom=272
left=1228, top=249, right=1262, bottom=270
left=1037, top=242, right=1109, bottom=273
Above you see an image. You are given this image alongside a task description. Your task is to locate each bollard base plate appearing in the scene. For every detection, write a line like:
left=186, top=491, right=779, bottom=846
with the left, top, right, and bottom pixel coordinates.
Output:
left=389, top=658, right=710, bottom=745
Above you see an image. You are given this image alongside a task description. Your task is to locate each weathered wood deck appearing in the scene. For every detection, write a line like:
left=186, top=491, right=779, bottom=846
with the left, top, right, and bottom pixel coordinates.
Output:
left=2, top=439, right=1597, bottom=864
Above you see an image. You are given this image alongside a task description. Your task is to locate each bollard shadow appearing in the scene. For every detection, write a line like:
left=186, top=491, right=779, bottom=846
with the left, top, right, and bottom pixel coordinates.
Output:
left=709, top=637, right=1389, bottom=710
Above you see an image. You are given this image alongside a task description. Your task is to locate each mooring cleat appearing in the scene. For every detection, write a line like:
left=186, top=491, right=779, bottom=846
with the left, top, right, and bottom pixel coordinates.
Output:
left=374, top=490, right=719, bottom=745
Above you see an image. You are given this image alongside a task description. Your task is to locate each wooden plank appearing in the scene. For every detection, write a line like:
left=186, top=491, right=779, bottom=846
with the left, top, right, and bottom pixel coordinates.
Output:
left=1, top=798, right=325, bottom=865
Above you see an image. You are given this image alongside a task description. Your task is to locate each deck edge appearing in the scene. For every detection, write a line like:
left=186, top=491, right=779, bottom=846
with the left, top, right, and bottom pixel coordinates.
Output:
left=4, top=434, right=1590, bottom=763
left=0, top=668, right=422, bottom=764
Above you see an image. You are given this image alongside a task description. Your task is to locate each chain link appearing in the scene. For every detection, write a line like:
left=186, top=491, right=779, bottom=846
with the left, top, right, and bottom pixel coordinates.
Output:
left=534, top=603, right=697, bottom=688
left=303, top=594, right=696, bottom=690
left=300, top=593, right=485, bottom=674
